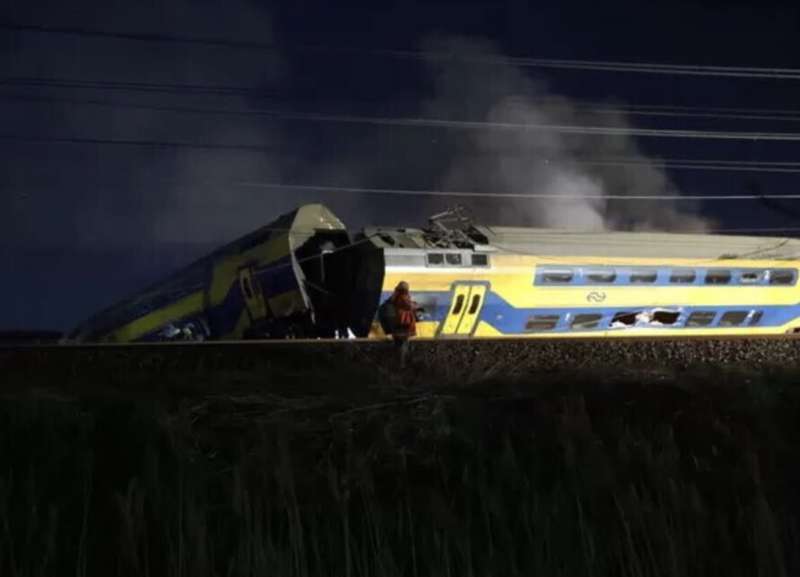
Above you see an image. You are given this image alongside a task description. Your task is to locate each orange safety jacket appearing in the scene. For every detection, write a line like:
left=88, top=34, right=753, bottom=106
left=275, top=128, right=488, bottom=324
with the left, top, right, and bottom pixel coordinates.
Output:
left=391, top=291, right=417, bottom=337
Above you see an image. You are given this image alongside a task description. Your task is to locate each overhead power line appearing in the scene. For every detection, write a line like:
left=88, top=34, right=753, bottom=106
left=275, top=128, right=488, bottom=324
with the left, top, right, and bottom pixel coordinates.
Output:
left=233, top=181, right=800, bottom=201
left=5, top=22, right=800, bottom=80
left=6, top=133, right=800, bottom=174
left=8, top=92, right=800, bottom=127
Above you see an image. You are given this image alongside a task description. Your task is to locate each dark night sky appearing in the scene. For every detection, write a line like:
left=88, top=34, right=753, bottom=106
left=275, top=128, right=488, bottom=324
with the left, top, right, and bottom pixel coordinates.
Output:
left=4, top=0, right=800, bottom=331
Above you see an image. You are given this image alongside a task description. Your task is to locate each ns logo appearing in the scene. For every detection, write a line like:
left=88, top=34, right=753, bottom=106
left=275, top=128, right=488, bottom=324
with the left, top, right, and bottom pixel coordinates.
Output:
left=586, top=291, right=607, bottom=303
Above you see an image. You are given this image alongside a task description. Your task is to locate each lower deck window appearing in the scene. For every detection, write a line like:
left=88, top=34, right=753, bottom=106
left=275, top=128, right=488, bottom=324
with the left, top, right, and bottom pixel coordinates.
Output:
left=525, top=315, right=560, bottom=331
left=749, top=311, right=765, bottom=326
left=719, top=311, right=749, bottom=326
left=571, top=313, right=602, bottom=330
left=686, top=311, right=715, bottom=327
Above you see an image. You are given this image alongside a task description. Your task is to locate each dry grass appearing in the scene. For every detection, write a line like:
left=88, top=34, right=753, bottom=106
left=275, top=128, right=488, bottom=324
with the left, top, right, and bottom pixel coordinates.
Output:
left=0, top=363, right=799, bottom=576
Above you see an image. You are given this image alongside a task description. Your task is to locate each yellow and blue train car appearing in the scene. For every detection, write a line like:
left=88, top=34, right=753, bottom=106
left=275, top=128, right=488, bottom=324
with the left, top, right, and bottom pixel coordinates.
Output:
left=70, top=203, right=800, bottom=342
left=363, top=224, right=800, bottom=339
left=69, top=204, right=353, bottom=342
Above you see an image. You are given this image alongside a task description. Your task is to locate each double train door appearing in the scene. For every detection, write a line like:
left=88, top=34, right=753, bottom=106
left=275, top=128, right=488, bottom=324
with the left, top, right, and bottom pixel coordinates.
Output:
left=439, top=283, right=488, bottom=337
left=239, top=267, right=268, bottom=322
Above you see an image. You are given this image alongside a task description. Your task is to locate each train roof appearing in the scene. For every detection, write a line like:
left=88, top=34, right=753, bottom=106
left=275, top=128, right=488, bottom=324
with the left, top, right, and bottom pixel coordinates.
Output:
left=363, top=225, right=800, bottom=260
left=70, top=204, right=344, bottom=340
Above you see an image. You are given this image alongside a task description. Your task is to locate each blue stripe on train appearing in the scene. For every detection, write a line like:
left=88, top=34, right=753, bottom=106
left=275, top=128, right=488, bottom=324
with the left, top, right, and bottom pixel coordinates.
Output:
left=383, top=289, right=800, bottom=334
left=135, top=255, right=302, bottom=341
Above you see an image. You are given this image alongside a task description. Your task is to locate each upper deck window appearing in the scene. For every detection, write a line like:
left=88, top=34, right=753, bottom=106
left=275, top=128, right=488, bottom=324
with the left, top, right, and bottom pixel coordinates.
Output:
left=541, top=269, right=574, bottom=284
left=669, top=269, right=696, bottom=284
left=586, top=270, right=617, bottom=283
left=445, top=253, right=463, bottom=266
left=630, top=270, right=658, bottom=283
left=739, top=270, right=766, bottom=284
left=705, top=270, right=732, bottom=285
left=769, top=269, right=796, bottom=285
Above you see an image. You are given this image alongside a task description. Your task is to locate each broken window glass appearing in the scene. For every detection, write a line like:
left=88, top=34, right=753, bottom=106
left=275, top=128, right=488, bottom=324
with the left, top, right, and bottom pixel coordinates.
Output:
left=705, top=270, right=732, bottom=285
left=719, top=311, right=748, bottom=326
left=611, top=311, right=638, bottom=327
left=686, top=311, right=716, bottom=327
left=651, top=310, right=680, bottom=325
left=669, top=269, right=696, bottom=284
left=525, top=315, right=560, bottom=331
left=571, top=313, right=602, bottom=330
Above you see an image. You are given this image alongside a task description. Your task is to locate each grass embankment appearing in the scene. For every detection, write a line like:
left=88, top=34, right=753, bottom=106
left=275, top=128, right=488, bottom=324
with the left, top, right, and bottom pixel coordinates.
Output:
left=0, top=346, right=799, bottom=576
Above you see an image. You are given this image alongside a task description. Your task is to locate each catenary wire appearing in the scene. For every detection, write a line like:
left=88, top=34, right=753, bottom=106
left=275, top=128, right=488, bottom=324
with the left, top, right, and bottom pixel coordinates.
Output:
left=6, top=22, right=800, bottom=80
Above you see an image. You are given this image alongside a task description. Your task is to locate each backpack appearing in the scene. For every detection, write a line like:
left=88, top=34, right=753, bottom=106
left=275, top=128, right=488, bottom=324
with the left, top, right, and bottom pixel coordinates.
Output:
left=378, top=298, right=398, bottom=334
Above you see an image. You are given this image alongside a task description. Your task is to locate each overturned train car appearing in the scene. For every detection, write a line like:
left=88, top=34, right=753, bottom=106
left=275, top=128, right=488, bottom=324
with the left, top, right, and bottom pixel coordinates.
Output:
left=70, top=203, right=800, bottom=342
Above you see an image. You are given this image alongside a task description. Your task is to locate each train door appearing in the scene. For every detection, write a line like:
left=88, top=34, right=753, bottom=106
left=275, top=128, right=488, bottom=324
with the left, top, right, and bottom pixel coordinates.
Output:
left=238, top=267, right=268, bottom=321
left=439, top=283, right=488, bottom=337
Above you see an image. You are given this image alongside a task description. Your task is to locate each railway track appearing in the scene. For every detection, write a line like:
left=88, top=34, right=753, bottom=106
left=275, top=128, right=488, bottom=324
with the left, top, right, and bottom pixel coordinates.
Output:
left=3, top=335, right=800, bottom=381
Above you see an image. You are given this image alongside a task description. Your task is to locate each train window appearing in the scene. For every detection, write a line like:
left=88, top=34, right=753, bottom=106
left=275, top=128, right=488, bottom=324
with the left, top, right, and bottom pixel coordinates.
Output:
left=652, top=310, right=680, bottom=325
left=427, top=253, right=444, bottom=266
left=611, top=311, right=638, bottom=326
left=769, top=269, right=796, bottom=285
left=630, top=270, right=658, bottom=283
left=749, top=311, right=764, bottom=326
left=571, top=313, right=602, bottom=330
left=446, top=253, right=463, bottom=266
left=686, top=311, right=715, bottom=327
left=468, top=294, right=481, bottom=314
left=525, top=315, right=560, bottom=331
left=586, top=270, right=617, bottom=283
left=705, top=270, right=732, bottom=285
left=719, top=311, right=748, bottom=326
left=541, top=269, right=574, bottom=283
left=739, top=270, right=766, bottom=284
left=669, top=269, right=696, bottom=284
left=451, top=294, right=465, bottom=316
left=471, top=254, right=489, bottom=267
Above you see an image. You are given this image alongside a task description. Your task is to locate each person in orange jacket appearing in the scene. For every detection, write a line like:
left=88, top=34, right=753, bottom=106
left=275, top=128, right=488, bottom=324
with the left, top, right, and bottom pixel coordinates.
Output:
left=390, top=281, right=419, bottom=367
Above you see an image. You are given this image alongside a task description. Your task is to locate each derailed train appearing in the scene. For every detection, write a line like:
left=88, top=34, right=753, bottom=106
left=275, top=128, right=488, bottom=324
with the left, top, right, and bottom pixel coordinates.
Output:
left=68, top=203, right=800, bottom=343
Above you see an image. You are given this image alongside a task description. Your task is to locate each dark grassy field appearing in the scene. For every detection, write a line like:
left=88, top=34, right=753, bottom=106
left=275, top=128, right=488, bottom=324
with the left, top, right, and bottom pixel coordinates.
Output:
left=1, top=340, right=800, bottom=576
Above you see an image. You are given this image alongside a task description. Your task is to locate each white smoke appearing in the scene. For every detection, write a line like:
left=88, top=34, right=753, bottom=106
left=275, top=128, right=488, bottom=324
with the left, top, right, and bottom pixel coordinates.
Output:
left=420, top=36, right=711, bottom=232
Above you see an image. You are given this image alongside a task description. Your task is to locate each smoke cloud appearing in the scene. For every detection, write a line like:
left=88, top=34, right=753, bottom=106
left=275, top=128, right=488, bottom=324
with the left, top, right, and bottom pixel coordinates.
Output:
left=419, top=36, right=710, bottom=232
